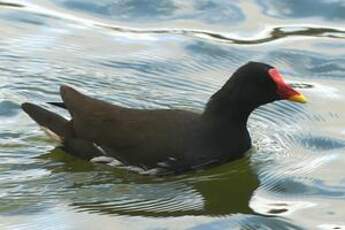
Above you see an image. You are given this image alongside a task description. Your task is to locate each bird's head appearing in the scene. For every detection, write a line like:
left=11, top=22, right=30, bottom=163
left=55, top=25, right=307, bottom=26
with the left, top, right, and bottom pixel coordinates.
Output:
left=232, top=61, right=306, bottom=105
left=205, top=62, right=307, bottom=118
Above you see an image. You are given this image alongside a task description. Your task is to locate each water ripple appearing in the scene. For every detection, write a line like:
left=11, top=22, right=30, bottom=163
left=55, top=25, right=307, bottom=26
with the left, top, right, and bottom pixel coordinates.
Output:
left=1, top=0, right=345, bottom=229
left=3, top=1, right=345, bottom=46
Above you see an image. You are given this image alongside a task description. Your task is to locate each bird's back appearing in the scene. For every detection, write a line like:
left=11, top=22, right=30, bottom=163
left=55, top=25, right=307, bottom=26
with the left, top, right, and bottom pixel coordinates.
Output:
left=61, top=86, right=201, bottom=167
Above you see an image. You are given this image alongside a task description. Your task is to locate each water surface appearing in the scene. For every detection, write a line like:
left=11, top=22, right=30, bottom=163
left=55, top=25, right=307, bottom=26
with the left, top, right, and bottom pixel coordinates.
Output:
left=1, top=0, right=345, bottom=229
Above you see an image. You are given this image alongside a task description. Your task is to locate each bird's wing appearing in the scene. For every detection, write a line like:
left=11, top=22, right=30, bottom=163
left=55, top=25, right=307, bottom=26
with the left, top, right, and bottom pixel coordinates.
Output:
left=59, top=85, right=199, bottom=163
left=60, top=85, right=123, bottom=117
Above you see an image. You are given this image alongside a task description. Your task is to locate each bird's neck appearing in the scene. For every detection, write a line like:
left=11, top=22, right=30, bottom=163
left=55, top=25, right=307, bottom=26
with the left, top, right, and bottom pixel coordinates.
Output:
left=202, top=96, right=255, bottom=127
left=200, top=97, right=253, bottom=158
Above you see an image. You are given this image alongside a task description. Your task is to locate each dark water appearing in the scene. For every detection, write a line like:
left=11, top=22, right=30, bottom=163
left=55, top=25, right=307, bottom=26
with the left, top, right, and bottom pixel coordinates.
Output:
left=1, top=0, right=345, bottom=229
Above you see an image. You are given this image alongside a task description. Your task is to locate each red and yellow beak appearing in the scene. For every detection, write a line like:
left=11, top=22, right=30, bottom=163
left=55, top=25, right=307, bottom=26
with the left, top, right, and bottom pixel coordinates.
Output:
left=288, top=93, right=307, bottom=103
left=268, top=68, right=307, bottom=104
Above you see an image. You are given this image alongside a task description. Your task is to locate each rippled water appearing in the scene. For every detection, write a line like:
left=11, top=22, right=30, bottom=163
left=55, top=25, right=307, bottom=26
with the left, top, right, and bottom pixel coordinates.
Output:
left=1, top=0, right=345, bottom=229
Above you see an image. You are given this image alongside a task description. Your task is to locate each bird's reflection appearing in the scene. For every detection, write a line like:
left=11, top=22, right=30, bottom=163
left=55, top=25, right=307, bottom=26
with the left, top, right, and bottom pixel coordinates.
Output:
left=40, top=148, right=259, bottom=217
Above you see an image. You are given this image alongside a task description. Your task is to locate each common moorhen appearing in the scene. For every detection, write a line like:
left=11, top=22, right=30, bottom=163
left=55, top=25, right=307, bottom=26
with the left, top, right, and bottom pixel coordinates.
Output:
left=22, top=62, right=306, bottom=173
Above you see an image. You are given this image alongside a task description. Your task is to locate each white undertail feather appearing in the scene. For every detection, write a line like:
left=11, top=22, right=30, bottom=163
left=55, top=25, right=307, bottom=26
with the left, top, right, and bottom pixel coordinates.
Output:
left=40, top=126, right=62, bottom=143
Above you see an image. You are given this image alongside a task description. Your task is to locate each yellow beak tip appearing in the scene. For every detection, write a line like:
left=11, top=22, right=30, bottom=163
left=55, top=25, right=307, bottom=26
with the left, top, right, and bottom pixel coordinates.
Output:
left=288, top=94, right=307, bottom=103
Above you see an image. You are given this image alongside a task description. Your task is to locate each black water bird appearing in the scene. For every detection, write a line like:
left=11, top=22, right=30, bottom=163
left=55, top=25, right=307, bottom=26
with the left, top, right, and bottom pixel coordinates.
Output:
left=22, top=62, right=306, bottom=173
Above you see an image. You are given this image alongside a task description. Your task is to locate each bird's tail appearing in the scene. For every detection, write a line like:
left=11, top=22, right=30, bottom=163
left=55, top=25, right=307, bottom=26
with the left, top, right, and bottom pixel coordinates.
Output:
left=22, top=102, right=105, bottom=159
left=47, top=102, right=66, bottom=109
left=21, top=103, right=68, bottom=138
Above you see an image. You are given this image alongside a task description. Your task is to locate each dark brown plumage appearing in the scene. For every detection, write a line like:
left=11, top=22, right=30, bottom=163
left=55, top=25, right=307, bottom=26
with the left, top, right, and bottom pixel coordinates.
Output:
left=22, top=62, right=306, bottom=173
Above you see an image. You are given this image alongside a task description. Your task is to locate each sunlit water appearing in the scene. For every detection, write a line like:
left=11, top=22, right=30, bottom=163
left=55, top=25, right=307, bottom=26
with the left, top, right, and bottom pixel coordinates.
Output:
left=1, top=0, right=345, bottom=229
